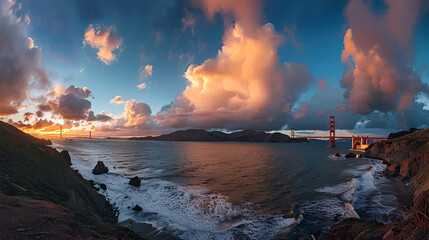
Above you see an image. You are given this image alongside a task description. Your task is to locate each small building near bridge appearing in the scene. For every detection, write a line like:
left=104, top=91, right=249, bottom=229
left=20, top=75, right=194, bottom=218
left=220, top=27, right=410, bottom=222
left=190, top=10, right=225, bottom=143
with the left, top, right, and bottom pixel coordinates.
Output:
left=352, top=136, right=370, bottom=150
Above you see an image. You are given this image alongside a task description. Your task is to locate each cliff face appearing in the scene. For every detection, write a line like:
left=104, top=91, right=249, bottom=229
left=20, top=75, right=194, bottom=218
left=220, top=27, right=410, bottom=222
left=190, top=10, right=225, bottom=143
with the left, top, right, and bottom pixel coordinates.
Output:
left=365, top=128, right=429, bottom=197
left=0, top=121, right=142, bottom=239
left=326, top=128, right=429, bottom=240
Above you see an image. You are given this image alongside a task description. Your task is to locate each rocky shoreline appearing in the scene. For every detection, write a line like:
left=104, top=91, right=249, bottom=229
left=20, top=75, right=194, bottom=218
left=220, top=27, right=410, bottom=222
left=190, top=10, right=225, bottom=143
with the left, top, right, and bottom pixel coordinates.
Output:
left=324, top=128, right=429, bottom=240
left=0, top=121, right=143, bottom=239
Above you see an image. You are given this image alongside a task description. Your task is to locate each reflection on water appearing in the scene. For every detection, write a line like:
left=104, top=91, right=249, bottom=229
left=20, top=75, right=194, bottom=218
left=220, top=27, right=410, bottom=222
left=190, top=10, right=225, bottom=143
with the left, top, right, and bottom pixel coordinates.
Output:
left=53, top=139, right=402, bottom=239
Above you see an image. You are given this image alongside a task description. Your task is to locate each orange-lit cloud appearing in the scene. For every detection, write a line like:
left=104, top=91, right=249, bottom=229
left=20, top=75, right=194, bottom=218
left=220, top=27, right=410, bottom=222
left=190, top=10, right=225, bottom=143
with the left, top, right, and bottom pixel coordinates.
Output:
left=83, top=24, right=123, bottom=65
left=33, top=119, right=55, bottom=130
left=341, top=0, right=428, bottom=115
left=110, top=95, right=124, bottom=104
left=137, top=82, right=147, bottom=90
left=139, top=64, right=153, bottom=79
left=124, top=100, right=154, bottom=128
left=157, top=0, right=313, bottom=130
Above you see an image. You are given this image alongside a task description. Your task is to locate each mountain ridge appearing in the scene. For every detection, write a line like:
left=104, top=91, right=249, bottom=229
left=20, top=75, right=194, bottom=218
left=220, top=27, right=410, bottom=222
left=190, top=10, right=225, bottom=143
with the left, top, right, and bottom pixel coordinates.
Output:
left=131, top=128, right=307, bottom=143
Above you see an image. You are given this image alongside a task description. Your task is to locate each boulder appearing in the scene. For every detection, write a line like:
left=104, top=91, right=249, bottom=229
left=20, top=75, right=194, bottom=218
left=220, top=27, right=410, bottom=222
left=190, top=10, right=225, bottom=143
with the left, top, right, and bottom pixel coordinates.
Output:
left=132, top=205, right=142, bottom=212
left=334, top=153, right=340, bottom=157
left=99, top=183, right=107, bottom=190
left=59, top=150, right=71, bottom=165
left=129, top=176, right=141, bottom=187
left=345, top=152, right=356, bottom=158
left=92, top=161, right=109, bottom=175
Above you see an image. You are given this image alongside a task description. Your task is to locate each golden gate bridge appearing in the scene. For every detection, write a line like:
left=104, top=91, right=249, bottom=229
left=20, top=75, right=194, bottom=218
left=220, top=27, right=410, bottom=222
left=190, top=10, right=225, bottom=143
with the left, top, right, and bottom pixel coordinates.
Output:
left=290, top=116, right=388, bottom=150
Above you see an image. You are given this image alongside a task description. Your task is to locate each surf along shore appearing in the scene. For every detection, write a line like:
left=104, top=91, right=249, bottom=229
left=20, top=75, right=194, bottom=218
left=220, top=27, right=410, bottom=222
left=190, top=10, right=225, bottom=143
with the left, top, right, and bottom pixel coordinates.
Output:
left=323, top=128, right=429, bottom=239
left=1, top=120, right=428, bottom=239
left=0, top=121, right=147, bottom=239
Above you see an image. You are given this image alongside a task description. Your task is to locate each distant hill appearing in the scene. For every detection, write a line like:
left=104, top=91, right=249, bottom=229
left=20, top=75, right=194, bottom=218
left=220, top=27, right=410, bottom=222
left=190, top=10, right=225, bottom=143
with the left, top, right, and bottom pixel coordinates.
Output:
left=131, top=129, right=306, bottom=143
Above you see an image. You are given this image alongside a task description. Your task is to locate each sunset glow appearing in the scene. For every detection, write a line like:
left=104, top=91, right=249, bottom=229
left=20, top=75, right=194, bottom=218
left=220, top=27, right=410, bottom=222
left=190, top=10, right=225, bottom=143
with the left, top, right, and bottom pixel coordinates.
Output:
left=1, top=0, right=428, bottom=137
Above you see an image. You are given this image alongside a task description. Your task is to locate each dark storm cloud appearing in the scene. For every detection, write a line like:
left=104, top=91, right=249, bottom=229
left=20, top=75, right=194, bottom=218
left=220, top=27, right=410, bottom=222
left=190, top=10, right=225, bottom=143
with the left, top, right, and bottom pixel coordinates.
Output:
left=0, top=0, right=49, bottom=115
left=87, top=111, right=112, bottom=122
left=47, top=93, right=91, bottom=121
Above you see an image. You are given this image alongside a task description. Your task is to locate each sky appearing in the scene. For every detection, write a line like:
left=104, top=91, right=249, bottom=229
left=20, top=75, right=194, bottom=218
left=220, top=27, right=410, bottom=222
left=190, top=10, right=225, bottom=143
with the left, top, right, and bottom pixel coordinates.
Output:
left=1, top=0, right=429, bottom=137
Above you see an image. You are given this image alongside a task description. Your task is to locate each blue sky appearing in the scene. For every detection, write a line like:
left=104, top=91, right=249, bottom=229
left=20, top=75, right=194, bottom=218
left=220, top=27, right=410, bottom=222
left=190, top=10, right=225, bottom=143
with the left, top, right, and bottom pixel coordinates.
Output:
left=2, top=0, right=429, bottom=136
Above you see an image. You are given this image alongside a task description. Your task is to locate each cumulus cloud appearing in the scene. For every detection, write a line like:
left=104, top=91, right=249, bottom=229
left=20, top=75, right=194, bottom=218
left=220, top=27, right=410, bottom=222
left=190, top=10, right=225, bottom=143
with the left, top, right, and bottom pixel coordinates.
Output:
left=83, top=24, right=123, bottom=65
left=22, top=112, right=34, bottom=122
left=109, top=95, right=124, bottom=104
left=47, top=93, right=91, bottom=120
left=35, top=110, right=44, bottom=118
left=193, top=0, right=262, bottom=35
left=139, top=65, right=153, bottom=79
left=37, top=85, right=96, bottom=121
left=33, top=119, right=55, bottom=130
left=87, top=111, right=112, bottom=122
left=64, top=85, right=92, bottom=99
left=341, top=0, right=429, bottom=114
left=124, top=100, right=154, bottom=128
left=0, top=0, right=49, bottom=115
left=7, top=119, right=31, bottom=129
left=289, top=79, right=429, bottom=130
left=157, top=0, right=313, bottom=130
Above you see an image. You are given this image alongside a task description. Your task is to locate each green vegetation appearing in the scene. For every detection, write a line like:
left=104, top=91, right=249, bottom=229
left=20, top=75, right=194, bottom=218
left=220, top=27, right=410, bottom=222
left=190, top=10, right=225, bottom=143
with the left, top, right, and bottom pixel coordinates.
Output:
left=388, top=127, right=418, bottom=139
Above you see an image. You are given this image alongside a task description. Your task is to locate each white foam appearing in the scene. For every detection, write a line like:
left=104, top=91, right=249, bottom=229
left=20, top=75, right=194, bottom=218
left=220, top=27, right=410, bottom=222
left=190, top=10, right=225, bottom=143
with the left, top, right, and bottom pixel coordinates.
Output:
left=316, top=178, right=356, bottom=202
left=68, top=154, right=299, bottom=240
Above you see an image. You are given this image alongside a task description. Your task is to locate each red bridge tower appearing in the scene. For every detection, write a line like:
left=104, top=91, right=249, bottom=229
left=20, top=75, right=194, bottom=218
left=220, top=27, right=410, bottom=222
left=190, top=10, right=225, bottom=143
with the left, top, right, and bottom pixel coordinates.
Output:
left=329, top=116, right=335, bottom=147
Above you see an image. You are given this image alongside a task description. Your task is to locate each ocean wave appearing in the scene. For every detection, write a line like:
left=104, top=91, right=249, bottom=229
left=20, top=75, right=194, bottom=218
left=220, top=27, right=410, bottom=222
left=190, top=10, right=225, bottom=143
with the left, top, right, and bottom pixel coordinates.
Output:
left=68, top=155, right=299, bottom=240
left=308, top=157, right=403, bottom=228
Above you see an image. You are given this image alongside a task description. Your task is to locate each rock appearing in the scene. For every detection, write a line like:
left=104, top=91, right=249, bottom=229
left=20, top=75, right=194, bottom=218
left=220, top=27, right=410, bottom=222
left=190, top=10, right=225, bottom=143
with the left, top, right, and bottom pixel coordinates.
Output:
left=345, top=152, right=356, bottom=158
left=129, top=176, right=141, bottom=187
left=132, top=205, right=142, bottom=212
left=333, top=213, right=342, bottom=221
left=59, top=150, right=71, bottom=165
left=335, top=153, right=340, bottom=157
left=92, top=161, right=109, bottom=175
left=88, top=180, right=95, bottom=186
left=358, top=154, right=363, bottom=158
left=99, top=183, right=107, bottom=190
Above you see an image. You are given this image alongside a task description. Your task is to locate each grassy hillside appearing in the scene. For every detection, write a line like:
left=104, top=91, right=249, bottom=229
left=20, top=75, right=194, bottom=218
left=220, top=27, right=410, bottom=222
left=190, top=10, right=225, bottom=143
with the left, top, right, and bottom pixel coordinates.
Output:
left=0, top=121, right=143, bottom=239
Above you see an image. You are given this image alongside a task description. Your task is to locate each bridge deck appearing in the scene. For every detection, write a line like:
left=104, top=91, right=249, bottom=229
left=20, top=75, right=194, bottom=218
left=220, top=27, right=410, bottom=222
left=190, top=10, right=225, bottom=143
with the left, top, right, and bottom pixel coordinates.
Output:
left=292, top=136, right=387, bottom=140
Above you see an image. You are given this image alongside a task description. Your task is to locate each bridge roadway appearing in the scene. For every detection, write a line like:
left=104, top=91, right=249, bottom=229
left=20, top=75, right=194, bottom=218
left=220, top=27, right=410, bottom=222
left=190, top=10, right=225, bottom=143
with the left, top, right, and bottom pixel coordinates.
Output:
left=292, top=136, right=388, bottom=140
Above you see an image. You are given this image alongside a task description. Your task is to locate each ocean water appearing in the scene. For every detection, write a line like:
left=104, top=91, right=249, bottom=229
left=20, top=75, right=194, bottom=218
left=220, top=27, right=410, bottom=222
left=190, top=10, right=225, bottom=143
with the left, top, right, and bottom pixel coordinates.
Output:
left=52, top=139, right=404, bottom=239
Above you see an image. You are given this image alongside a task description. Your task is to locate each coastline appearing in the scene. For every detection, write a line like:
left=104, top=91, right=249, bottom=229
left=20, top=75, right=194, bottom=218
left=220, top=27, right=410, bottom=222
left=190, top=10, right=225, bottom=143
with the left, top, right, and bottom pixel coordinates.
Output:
left=2, top=121, right=427, bottom=239
left=325, top=128, right=429, bottom=239
left=0, top=122, right=144, bottom=239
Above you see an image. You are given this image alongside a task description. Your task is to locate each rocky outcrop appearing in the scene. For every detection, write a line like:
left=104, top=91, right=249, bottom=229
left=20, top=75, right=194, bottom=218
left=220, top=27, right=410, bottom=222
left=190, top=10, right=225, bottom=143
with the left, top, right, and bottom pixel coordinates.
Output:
left=129, top=176, right=141, bottom=187
left=328, top=128, right=429, bottom=239
left=0, top=121, right=143, bottom=239
left=365, top=128, right=429, bottom=196
left=327, top=218, right=386, bottom=240
left=132, top=205, right=142, bottom=211
left=345, top=152, right=356, bottom=158
left=59, top=150, right=71, bottom=165
left=92, top=161, right=109, bottom=175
